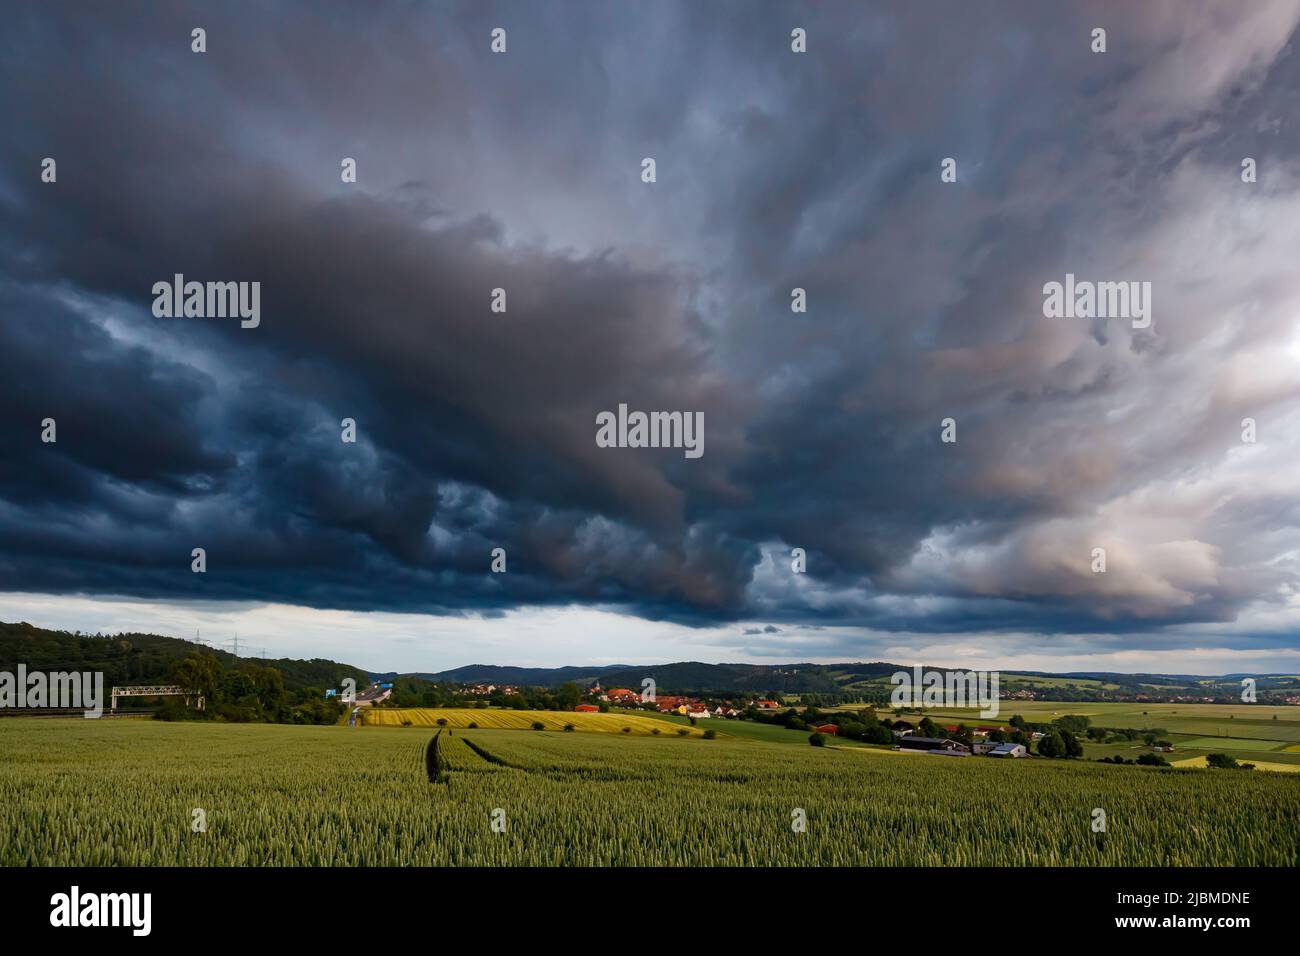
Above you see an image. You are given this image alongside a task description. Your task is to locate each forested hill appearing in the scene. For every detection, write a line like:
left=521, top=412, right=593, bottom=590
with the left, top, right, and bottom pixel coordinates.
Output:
left=0, top=620, right=368, bottom=692
left=381, top=661, right=879, bottom=694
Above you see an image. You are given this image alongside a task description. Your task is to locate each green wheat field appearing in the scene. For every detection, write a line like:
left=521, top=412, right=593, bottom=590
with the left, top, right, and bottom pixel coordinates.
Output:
left=2, top=718, right=1298, bottom=867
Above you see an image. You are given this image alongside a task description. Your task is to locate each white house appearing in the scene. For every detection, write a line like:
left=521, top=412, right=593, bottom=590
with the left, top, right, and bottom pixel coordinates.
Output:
left=988, top=742, right=1027, bottom=758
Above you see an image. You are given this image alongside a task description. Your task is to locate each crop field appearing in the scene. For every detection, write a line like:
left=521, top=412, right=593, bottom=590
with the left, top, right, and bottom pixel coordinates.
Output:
left=360, top=707, right=703, bottom=735
left=1172, top=755, right=1300, bottom=773
left=1, top=718, right=1298, bottom=867
left=858, top=700, right=1300, bottom=769
left=858, top=700, right=1300, bottom=728
left=878, top=702, right=1300, bottom=744
left=620, top=708, right=876, bottom=746
left=1179, top=736, right=1289, bottom=752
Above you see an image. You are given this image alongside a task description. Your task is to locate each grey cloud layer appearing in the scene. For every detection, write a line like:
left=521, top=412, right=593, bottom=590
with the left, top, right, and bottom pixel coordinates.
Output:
left=3, top=1, right=1300, bottom=645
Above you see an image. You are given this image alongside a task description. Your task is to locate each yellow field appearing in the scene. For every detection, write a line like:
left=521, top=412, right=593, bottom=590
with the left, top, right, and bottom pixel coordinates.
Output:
left=1172, top=755, right=1300, bottom=774
left=361, top=707, right=705, bottom=736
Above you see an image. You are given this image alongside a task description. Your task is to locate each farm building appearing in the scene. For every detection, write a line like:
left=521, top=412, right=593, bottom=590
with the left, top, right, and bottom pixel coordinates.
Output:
left=971, top=741, right=997, bottom=755
left=574, top=704, right=599, bottom=713
left=814, top=723, right=838, bottom=735
left=988, top=743, right=1027, bottom=758
left=898, top=736, right=969, bottom=754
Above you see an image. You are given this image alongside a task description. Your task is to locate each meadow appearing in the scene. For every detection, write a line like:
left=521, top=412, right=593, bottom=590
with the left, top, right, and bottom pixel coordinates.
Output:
left=1, top=718, right=1297, bottom=866
left=361, top=707, right=703, bottom=735
left=860, top=700, right=1300, bottom=767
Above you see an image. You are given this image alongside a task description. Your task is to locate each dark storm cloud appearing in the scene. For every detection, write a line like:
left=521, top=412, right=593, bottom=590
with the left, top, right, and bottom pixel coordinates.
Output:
left=3, top=1, right=1300, bottom=645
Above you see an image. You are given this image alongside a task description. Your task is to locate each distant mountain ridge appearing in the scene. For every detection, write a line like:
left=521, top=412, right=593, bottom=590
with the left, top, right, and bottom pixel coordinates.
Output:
left=374, top=660, right=1300, bottom=696
left=371, top=661, right=859, bottom=693
left=6, top=620, right=1295, bottom=698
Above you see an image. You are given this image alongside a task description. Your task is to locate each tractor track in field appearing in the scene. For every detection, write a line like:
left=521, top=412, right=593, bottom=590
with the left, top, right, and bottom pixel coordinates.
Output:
left=425, top=729, right=447, bottom=783
left=461, top=736, right=528, bottom=772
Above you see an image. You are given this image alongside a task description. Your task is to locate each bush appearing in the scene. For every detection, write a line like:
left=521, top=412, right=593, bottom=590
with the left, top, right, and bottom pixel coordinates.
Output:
left=531, top=721, right=545, bottom=731
left=467, top=721, right=478, bottom=729
left=152, top=699, right=208, bottom=722
left=651, top=727, right=661, bottom=735
left=621, top=726, right=631, bottom=733
left=809, top=732, right=826, bottom=747
left=1206, top=753, right=1241, bottom=769
left=702, top=729, right=716, bottom=740
left=401, top=719, right=412, bottom=727
left=677, top=728, right=690, bottom=736
left=1135, top=753, right=1168, bottom=766
left=563, top=723, right=575, bottom=732
left=436, top=718, right=448, bottom=727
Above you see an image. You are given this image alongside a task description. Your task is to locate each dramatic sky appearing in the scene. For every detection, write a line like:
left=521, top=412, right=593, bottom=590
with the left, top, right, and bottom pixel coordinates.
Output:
left=3, top=1, right=1300, bottom=673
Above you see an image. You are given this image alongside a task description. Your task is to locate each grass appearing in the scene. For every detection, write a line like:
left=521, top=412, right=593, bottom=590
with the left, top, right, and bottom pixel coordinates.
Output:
left=2, top=718, right=1298, bottom=866
left=1172, top=755, right=1300, bottom=773
left=874, top=702, right=1300, bottom=742
left=361, top=707, right=704, bottom=735
left=1178, top=736, right=1289, bottom=752
left=623, top=708, right=876, bottom=745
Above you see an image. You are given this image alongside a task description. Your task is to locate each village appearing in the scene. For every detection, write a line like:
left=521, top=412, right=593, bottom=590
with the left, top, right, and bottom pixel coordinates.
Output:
left=458, top=679, right=1041, bottom=757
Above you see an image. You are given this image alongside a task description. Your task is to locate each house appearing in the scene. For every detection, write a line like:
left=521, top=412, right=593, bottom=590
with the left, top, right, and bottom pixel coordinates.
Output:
left=607, top=688, right=641, bottom=705
left=971, top=740, right=997, bottom=755
left=574, top=704, right=599, bottom=713
left=988, top=742, right=1027, bottom=758
left=685, top=708, right=711, bottom=719
left=755, top=700, right=781, bottom=710
left=814, top=723, right=838, bottom=735
left=898, top=736, right=969, bottom=754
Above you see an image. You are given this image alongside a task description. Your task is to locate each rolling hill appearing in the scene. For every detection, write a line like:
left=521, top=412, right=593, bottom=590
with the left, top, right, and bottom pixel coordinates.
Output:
left=0, top=621, right=369, bottom=692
